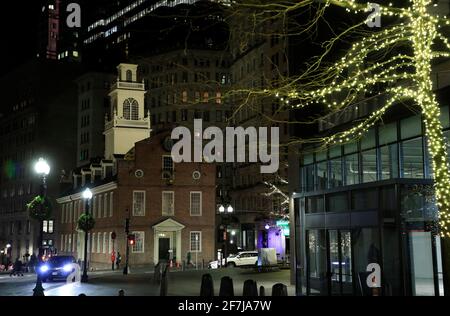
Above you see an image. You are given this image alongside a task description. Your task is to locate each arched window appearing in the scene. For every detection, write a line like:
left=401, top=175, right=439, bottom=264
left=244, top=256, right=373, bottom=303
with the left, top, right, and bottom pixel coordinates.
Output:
left=126, top=70, right=133, bottom=82
left=123, top=98, right=139, bottom=120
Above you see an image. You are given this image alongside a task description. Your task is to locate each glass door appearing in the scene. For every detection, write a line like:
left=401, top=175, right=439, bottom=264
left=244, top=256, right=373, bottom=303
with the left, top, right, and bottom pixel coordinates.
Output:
left=327, top=229, right=353, bottom=295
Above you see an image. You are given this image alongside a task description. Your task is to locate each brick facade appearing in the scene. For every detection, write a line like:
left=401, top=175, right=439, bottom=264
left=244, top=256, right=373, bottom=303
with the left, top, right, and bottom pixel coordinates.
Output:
left=56, top=131, right=216, bottom=269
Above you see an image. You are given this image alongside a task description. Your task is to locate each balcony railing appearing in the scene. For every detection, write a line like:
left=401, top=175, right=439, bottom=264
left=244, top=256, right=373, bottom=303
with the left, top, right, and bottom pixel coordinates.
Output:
left=112, top=81, right=145, bottom=91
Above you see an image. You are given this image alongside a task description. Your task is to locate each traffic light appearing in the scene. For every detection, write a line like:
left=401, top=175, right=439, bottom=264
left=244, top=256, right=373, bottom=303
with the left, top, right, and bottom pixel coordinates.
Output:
left=128, top=234, right=135, bottom=246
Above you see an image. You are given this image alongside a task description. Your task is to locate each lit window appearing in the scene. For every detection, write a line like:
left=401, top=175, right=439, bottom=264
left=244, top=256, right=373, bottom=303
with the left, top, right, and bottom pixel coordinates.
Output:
left=162, top=191, right=174, bottom=216
left=190, top=231, right=202, bottom=252
left=132, top=231, right=144, bottom=253
left=133, top=191, right=145, bottom=216
left=190, top=192, right=202, bottom=216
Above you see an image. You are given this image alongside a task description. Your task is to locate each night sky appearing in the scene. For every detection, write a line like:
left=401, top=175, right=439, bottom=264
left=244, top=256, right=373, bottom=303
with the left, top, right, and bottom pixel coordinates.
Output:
left=1, top=2, right=43, bottom=73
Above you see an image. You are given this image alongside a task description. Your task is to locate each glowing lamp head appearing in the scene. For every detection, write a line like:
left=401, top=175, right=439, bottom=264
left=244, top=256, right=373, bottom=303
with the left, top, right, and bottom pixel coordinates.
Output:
left=35, top=158, right=50, bottom=176
left=227, top=205, right=234, bottom=213
left=40, top=265, right=49, bottom=273
left=219, top=205, right=225, bottom=213
left=82, top=188, right=93, bottom=200
left=265, top=224, right=270, bottom=230
left=6, top=244, right=11, bottom=249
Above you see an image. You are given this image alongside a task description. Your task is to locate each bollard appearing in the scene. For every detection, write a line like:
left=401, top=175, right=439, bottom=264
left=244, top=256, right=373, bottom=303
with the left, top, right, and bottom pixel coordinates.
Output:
left=243, top=280, right=258, bottom=296
left=219, top=276, right=234, bottom=297
left=160, top=269, right=168, bottom=296
left=78, top=293, right=86, bottom=296
left=118, top=289, right=125, bottom=296
left=154, top=262, right=161, bottom=284
left=271, top=283, right=288, bottom=296
left=259, top=286, right=265, bottom=297
left=200, top=273, right=214, bottom=296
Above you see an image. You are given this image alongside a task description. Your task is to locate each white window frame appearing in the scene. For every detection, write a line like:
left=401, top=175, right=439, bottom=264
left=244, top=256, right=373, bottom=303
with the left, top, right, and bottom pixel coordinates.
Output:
left=162, top=191, right=174, bottom=216
left=133, top=190, right=146, bottom=216
left=131, top=231, right=145, bottom=253
left=190, top=191, right=202, bottom=216
left=98, top=194, right=103, bottom=219
left=190, top=231, right=202, bottom=253
left=93, top=196, right=97, bottom=218
left=88, top=232, right=91, bottom=253
left=92, top=233, right=96, bottom=253
left=60, top=235, right=64, bottom=251
left=61, top=204, right=65, bottom=223
left=109, top=192, right=114, bottom=217
left=72, top=233, right=76, bottom=252
left=103, top=232, right=107, bottom=253
left=104, top=194, right=108, bottom=217
left=97, top=232, right=102, bottom=254
left=108, top=232, right=113, bottom=254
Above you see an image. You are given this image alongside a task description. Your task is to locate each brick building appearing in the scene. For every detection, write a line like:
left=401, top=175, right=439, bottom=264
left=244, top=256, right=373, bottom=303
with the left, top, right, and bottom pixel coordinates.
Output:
left=55, top=63, right=216, bottom=269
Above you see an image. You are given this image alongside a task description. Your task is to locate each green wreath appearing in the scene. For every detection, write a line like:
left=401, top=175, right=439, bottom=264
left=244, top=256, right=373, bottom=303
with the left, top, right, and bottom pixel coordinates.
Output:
left=77, top=213, right=96, bottom=232
left=27, top=195, right=52, bottom=221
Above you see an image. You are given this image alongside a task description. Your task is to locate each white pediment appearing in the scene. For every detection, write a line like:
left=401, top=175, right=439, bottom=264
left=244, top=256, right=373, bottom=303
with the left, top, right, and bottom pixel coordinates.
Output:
left=153, top=218, right=185, bottom=232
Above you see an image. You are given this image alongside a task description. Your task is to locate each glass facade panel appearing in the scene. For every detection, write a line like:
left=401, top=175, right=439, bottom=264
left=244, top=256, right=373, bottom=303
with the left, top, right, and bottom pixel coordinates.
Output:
left=329, top=230, right=340, bottom=294
left=401, top=138, right=424, bottom=179
left=307, top=230, right=328, bottom=295
left=328, top=192, right=348, bottom=213
left=329, top=158, right=343, bottom=188
left=329, top=145, right=341, bottom=158
left=305, top=196, right=324, bottom=214
left=361, top=149, right=377, bottom=183
left=340, top=231, right=353, bottom=294
left=316, top=161, right=328, bottom=190
left=409, top=232, right=435, bottom=296
left=380, top=144, right=399, bottom=180
left=352, top=228, right=380, bottom=295
left=304, top=153, right=314, bottom=165
left=352, top=189, right=377, bottom=211
left=361, top=128, right=376, bottom=150
left=344, top=154, right=359, bottom=185
left=379, top=122, right=398, bottom=145
left=344, top=141, right=358, bottom=154
left=401, top=115, right=422, bottom=139
left=304, top=165, right=314, bottom=192
left=439, top=105, right=449, bottom=129
left=316, top=149, right=327, bottom=162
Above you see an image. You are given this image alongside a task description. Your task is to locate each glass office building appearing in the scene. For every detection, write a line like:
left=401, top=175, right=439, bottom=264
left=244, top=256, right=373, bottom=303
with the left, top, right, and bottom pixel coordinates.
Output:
left=293, top=106, right=449, bottom=296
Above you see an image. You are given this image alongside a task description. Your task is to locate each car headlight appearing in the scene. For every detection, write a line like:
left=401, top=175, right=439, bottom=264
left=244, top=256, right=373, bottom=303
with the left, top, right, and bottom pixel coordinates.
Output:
left=63, top=264, right=73, bottom=272
left=40, top=265, right=49, bottom=273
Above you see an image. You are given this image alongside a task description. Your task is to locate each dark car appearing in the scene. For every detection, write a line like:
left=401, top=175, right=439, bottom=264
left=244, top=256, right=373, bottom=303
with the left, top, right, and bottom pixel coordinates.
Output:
left=38, top=256, right=78, bottom=282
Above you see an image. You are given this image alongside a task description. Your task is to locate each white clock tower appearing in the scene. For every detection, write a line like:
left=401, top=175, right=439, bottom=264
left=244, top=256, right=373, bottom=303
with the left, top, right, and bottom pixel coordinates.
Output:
left=104, top=63, right=151, bottom=160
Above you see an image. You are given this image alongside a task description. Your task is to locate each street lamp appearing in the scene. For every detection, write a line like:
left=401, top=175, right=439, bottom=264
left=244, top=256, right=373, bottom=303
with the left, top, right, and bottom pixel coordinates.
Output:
left=219, top=205, right=225, bottom=213
left=33, top=158, right=50, bottom=296
left=81, top=188, right=92, bottom=283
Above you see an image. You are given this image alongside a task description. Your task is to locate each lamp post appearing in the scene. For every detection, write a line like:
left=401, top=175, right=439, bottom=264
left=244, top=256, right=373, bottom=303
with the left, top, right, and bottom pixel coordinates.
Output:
left=33, top=158, right=50, bottom=296
left=81, top=188, right=92, bottom=283
left=123, top=210, right=130, bottom=275
left=219, top=205, right=233, bottom=267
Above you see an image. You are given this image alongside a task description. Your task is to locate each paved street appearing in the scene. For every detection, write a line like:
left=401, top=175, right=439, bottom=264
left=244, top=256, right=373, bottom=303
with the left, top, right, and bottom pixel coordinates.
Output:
left=0, top=268, right=293, bottom=296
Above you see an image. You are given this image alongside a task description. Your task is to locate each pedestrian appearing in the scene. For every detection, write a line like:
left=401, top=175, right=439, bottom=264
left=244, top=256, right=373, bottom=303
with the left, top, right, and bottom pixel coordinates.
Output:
left=29, top=254, right=37, bottom=273
left=116, top=252, right=122, bottom=270
left=10, top=258, right=23, bottom=277
left=118, top=289, right=125, bottom=296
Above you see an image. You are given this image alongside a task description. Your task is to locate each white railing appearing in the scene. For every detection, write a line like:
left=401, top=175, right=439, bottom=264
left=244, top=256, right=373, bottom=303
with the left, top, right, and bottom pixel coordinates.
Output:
left=112, top=81, right=145, bottom=91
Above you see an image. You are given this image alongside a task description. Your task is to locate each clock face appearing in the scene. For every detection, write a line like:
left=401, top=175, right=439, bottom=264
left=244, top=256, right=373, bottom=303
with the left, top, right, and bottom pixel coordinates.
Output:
left=163, top=136, right=174, bottom=152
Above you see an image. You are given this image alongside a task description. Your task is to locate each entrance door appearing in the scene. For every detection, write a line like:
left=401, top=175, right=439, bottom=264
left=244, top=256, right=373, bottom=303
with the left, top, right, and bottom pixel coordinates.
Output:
left=327, top=230, right=353, bottom=296
left=159, top=238, right=170, bottom=262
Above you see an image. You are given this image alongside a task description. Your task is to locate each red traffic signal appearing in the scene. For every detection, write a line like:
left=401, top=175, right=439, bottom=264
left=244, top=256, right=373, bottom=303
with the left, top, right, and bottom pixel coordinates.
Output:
left=128, top=234, right=135, bottom=245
